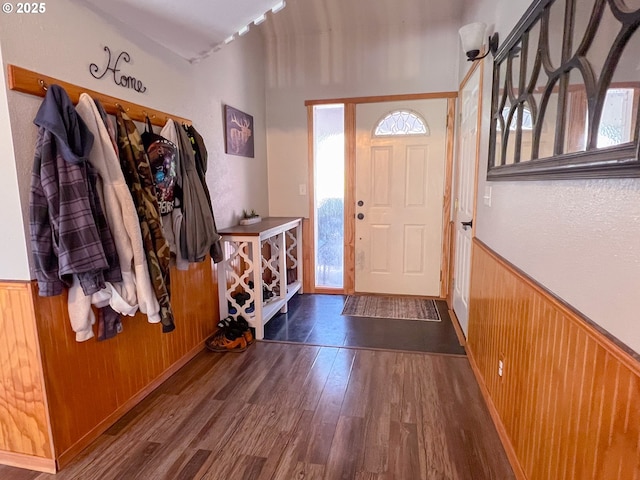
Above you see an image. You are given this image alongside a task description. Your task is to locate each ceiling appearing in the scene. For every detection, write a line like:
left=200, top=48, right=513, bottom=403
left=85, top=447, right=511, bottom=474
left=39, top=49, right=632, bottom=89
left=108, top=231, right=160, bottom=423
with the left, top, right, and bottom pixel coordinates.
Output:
left=265, top=0, right=466, bottom=38
left=76, top=0, right=467, bottom=63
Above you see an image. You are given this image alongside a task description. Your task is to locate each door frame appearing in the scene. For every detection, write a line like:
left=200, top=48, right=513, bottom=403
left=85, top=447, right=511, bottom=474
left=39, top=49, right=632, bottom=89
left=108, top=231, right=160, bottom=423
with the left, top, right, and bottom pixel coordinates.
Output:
left=305, top=91, right=457, bottom=295
left=447, top=60, right=484, bottom=317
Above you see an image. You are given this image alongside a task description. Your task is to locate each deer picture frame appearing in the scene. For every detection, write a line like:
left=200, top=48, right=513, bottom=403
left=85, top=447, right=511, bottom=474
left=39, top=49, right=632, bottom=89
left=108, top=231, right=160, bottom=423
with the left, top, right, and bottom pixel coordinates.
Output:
left=224, top=105, right=254, bottom=158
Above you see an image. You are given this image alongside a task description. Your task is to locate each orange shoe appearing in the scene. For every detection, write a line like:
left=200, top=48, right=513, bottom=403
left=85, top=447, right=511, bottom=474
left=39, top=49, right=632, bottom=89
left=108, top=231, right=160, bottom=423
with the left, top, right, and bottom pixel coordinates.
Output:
left=205, top=331, right=247, bottom=353
left=243, top=329, right=255, bottom=346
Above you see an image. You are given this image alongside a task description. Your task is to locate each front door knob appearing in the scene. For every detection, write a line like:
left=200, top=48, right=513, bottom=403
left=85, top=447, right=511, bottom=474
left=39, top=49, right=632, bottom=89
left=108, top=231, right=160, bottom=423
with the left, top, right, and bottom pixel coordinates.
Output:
left=357, top=213, right=365, bottom=220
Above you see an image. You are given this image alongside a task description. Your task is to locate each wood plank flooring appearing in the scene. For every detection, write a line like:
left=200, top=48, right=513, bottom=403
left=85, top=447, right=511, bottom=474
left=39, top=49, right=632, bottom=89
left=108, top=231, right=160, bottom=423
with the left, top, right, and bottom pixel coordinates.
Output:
left=0, top=343, right=513, bottom=479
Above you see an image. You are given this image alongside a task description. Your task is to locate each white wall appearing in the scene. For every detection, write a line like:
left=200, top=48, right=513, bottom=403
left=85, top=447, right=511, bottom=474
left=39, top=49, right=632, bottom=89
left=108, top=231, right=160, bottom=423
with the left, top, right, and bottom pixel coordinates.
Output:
left=265, top=23, right=462, bottom=218
left=0, top=43, right=30, bottom=280
left=0, top=0, right=268, bottom=278
left=460, top=0, right=640, bottom=354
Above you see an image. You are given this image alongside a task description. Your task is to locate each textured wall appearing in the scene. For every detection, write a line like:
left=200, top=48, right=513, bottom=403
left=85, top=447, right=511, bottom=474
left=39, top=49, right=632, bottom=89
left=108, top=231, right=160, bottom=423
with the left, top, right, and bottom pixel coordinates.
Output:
left=0, top=0, right=268, bottom=280
left=0, top=44, right=29, bottom=280
left=459, top=0, right=640, bottom=354
left=264, top=21, right=463, bottom=218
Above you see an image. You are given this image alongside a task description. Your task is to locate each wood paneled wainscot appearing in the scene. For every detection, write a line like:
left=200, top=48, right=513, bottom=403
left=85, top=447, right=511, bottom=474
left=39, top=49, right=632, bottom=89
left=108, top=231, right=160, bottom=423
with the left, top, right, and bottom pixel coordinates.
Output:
left=0, top=258, right=218, bottom=473
left=0, top=282, right=54, bottom=472
left=467, top=239, right=640, bottom=480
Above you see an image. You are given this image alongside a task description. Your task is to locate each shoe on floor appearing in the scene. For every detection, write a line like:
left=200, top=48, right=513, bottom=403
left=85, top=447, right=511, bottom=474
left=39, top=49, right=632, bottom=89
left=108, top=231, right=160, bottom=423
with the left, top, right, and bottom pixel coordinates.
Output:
left=205, top=329, right=247, bottom=353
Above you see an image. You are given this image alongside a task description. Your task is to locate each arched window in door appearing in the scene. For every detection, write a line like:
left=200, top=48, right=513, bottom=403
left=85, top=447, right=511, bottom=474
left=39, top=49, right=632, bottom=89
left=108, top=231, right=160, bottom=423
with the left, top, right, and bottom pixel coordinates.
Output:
left=373, top=110, right=429, bottom=137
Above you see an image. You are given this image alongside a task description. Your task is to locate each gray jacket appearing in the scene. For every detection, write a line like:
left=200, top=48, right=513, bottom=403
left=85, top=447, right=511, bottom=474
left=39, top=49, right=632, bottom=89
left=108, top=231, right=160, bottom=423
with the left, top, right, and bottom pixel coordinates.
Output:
left=174, top=124, right=220, bottom=263
left=30, top=85, right=121, bottom=297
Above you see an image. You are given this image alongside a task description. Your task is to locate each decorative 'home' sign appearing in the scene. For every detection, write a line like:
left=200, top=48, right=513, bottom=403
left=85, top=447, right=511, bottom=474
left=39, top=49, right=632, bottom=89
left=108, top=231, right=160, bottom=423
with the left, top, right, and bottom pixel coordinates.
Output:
left=89, top=46, right=147, bottom=93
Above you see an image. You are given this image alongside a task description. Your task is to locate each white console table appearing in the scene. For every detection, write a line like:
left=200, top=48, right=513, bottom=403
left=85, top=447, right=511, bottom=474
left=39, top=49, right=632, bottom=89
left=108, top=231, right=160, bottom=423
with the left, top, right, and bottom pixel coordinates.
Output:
left=216, top=217, right=303, bottom=339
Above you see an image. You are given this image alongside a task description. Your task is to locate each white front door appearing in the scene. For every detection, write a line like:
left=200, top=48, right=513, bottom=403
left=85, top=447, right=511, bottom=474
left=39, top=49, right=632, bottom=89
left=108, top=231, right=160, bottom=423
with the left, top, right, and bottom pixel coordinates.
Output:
left=453, top=66, right=482, bottom=335
left=355, top=99, right=447, bottom=296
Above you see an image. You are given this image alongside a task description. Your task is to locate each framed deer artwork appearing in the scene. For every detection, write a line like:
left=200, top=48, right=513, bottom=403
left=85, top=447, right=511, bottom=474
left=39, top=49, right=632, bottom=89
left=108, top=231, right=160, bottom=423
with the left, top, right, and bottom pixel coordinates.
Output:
left=224, top=105, right=254, bottom=158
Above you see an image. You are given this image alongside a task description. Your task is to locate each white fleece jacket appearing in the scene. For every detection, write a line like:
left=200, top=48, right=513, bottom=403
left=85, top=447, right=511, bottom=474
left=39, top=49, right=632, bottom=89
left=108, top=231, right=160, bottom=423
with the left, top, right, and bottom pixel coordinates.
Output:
left=69, top=94, right=160, bottom=341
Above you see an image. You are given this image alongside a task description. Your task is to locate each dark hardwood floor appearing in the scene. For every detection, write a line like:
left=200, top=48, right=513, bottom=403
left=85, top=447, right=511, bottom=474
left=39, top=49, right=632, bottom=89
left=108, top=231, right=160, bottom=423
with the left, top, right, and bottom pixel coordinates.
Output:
left=264, top=294, right=466, bottom=355
left=0, top=342, right=513, bottom=480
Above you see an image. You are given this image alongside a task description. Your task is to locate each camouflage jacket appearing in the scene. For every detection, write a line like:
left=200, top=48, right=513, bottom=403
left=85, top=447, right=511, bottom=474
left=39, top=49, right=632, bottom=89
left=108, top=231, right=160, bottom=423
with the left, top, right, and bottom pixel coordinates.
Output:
left=116, top=109, right=175, bottom=333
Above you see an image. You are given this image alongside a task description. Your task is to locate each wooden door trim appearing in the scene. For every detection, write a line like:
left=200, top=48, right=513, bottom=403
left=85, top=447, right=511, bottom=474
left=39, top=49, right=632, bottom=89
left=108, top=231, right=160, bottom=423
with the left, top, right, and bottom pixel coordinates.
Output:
left=304, top=106, right=317, bottom=293
left=302, top=219, right=313, bottom=293
left=305, top=91, right=458, bottom=295
left=471, top=61, right=484, bottom=239
left=460, top=59, right=482, bottom=95
left=305, top=91, right=457, bottom=107
left=313, top=287, right=345, bottom=295
left=440, top=98, right=456, bottom=298
left=344, top=104, right=356, bottom=294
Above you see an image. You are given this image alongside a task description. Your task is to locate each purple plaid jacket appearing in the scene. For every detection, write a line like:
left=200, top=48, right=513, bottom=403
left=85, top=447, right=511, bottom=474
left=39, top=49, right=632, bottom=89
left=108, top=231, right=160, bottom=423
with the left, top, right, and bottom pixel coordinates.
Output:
left=30, top=85, right=121, bottom=297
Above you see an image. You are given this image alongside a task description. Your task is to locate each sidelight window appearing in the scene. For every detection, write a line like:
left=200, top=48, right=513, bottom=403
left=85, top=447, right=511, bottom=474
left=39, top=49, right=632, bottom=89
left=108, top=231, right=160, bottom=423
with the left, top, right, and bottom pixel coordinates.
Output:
left=313, top=104, right=345, bottom=289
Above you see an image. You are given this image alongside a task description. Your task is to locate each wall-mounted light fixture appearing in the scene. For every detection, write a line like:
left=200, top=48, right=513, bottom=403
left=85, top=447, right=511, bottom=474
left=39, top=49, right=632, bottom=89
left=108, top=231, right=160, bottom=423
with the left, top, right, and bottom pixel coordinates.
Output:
left=458, top=22, right=499, bottom=61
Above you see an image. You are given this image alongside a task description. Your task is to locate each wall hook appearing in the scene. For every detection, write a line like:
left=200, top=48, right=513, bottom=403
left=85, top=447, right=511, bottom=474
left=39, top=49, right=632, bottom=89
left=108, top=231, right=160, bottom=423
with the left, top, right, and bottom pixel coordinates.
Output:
left=38, top=79, right=48, bottom=91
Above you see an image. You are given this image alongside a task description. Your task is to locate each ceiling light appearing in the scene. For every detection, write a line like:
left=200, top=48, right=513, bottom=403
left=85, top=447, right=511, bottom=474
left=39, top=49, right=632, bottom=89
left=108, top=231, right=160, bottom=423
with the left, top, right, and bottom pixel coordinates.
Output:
left=253, top=13, right=266, bottom=25
left=238, top=25, right=250, bottom=36
left=271, top=0, right=286, bottom=14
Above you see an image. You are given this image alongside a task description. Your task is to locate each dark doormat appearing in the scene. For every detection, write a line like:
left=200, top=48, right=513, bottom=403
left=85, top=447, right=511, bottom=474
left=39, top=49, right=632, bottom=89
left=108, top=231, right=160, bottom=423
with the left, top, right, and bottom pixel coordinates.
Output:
left=342, top=295, right=441, bottom=322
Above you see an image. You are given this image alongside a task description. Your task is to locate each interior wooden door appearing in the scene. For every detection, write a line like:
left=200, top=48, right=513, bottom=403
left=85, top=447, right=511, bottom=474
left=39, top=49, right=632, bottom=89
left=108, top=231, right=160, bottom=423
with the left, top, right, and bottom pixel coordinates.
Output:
left=354, top=99, right=447, bottom=296
left=453, top=65, right=481, bottom=335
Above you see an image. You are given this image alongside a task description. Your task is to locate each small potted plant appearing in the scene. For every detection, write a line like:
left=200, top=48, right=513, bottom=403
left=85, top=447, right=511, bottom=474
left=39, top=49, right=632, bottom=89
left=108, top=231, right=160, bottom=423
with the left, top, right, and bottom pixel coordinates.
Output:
left=239, top=209, right=262, bottom=225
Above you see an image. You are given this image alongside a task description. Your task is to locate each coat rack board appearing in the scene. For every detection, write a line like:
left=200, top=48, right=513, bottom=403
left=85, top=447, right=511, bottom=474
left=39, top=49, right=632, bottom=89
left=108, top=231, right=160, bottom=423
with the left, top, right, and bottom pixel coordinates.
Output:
left=6, top=64, right=192, bottom=127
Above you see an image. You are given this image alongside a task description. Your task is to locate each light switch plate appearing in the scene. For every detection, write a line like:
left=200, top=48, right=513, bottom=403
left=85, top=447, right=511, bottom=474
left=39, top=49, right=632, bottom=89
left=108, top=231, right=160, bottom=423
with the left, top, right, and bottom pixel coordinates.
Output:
left=299, top=184, right=307, bottom=196
left=483, top=186, right=492, bottom=207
